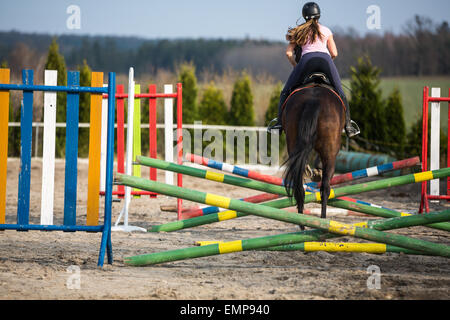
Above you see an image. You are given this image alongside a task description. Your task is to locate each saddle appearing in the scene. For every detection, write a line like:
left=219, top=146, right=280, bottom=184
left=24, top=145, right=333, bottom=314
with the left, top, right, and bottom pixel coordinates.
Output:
left=281, top=72, right=346, bottom=112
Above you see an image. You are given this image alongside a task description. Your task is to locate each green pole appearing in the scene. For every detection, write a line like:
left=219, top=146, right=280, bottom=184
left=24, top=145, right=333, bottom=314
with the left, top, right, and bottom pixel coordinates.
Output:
left=197, top=241, right=430, bottom=255
left=258, top=242, right=433, bottom=255
left=135, top=156, right=288, bottom=196
left=123, top=209, right=450, bottom=266
left=116, top=174, right=450, bottom=265
left=147, top=164, right=450, bottom=233
left=136, top=156, right=450, bottom=232
left=135, top=156, right=450, bottom=206
left=265, top=209, right=450, bottom=251
left=328, top=199, right=450, bottom=232
left=149, top=196, right=450, bottom=233
left=305, top=168, right=450, bottom=203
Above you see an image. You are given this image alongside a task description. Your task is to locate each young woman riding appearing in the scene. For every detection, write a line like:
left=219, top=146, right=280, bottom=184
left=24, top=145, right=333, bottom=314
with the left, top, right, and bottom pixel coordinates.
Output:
left=268, top=2, right=359, bottom=138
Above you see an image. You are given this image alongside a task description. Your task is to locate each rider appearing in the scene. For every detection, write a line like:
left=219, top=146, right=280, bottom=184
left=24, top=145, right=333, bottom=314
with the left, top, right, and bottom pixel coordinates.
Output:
left=268, top=2, right=360, bottom=138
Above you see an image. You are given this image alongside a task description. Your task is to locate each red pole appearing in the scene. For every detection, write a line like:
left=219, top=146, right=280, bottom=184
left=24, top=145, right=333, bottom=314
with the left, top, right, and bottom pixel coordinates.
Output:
left=176, top=83, right=183, bottom=220
left=420, top=87, right=430, bottom=213
left=148, top=84, right=157, bottom=186
left=448, top=88, right=450, bottom=199
left=116, top=84, right=125, bottom=198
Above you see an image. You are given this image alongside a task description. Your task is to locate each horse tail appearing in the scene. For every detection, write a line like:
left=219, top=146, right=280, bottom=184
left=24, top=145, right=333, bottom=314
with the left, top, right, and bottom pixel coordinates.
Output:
left=283, top=99, right=321, bottom=210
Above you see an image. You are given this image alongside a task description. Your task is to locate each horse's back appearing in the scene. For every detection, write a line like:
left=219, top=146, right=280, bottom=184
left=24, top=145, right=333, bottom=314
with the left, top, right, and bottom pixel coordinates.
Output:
left=283, top=85, right=344, bottom=156
left=283, top=85, right=344, bottom=133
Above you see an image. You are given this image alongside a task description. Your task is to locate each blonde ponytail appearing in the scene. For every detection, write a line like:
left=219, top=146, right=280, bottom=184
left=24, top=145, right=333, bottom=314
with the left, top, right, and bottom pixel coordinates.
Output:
left=286, top=19, right=323, bottom=47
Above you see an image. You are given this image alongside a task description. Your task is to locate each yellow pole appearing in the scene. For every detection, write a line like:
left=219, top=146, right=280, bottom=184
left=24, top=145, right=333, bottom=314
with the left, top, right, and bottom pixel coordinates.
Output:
left=86, top=72, right=104, bottom=226
left=0, top=69, right=10, bottom=224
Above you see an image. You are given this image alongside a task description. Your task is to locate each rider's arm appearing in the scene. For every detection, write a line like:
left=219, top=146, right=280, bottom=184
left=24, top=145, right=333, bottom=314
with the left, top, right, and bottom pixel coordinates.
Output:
left=286, top=43, right=297, bottom=67
left=327, top=35, right=338, bottom=59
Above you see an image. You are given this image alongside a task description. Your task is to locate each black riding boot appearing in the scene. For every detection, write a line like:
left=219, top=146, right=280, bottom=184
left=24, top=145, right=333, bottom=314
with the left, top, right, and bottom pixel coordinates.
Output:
left=341, top=94, right=360, bottom=138
left=267, top=91, right=290, bottom=133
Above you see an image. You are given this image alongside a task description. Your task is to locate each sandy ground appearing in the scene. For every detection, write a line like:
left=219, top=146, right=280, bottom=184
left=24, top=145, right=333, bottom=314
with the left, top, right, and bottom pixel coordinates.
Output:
left=0, top=158, right=449, bottom=300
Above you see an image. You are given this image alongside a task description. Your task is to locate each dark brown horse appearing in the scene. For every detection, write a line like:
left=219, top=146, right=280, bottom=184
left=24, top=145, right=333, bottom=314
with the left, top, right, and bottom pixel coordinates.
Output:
left=282, top=83, right=345, bottom=227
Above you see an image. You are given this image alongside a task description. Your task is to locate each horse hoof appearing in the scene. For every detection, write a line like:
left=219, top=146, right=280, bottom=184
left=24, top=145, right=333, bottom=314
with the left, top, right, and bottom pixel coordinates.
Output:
left=312, top=169, right=322, bottom=182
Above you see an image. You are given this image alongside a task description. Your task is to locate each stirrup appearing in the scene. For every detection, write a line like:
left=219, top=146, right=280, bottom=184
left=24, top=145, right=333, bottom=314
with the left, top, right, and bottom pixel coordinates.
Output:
left=345, top=120, right=360, bottom=138
left=267, top=118, right=282, bottom=133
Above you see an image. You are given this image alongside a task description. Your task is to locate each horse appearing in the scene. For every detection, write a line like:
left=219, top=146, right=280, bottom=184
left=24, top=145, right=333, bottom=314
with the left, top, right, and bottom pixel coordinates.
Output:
left=281, top=78, right=345, bottom=228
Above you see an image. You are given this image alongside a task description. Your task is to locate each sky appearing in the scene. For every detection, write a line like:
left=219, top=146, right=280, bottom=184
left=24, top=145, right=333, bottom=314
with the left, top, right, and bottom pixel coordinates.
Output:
left=0, top=0, right=449, bottom=41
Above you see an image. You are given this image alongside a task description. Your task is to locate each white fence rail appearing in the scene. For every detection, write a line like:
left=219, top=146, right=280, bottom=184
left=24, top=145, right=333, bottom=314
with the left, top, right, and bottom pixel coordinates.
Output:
left=7, top=122, right=275, bottom=158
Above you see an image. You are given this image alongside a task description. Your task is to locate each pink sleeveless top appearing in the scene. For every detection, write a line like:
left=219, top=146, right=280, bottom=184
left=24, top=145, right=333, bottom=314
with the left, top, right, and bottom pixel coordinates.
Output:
left=300, top=24, right=332, bottom=57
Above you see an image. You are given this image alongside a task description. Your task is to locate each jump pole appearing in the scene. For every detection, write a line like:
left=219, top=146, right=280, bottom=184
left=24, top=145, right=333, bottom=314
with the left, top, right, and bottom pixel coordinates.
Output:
left=185, top=153, right=420, bottom=188
left=135, top=156, right=289, bottom=196
left=182, top=154, right=420, bottom=219
left=138, top=155, right=432, bottom=206
left=181, top=192, right=282, bottom=219
left=195, top=241, right=431, bottom=255
left=116, top=176, right=450, bottom=265
left=134, top=156, right=450, bottom=217
left=116, top=173, right=450, bottom=257
left=149, top=192, right=450, bottom=233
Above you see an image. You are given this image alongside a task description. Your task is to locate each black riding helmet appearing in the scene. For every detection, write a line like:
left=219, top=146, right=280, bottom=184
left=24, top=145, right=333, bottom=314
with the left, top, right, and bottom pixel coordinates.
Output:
left=302, top=2, right=321, bottom=21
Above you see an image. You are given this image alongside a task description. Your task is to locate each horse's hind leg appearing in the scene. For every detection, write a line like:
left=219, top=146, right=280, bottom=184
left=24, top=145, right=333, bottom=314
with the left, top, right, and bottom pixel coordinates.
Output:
left=320, top=160, right=336, bottom=219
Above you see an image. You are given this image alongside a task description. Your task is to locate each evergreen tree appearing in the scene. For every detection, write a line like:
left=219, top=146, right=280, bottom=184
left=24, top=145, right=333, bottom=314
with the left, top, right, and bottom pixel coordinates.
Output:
left=2, top=60, right=20, bottom=157
left=349, top=55, right=387, bottom=149
left=177, top=62, right=198, bottom=124
left=406, top=116, right=448, bottom=162
left=45, top=38, right=67, bottom=158
left=406, top=117, right=423, bottom=158
left=264, top=82, right=282, bottom=125
left=78, top=59, right=91, bottom=157
left=385, top=87, right=406, bottom=157
left=264, top=83, right=286, bottom=159
left=198, top=83, right=228, bottom=125
left=228, top=72, right=255, bottom=126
